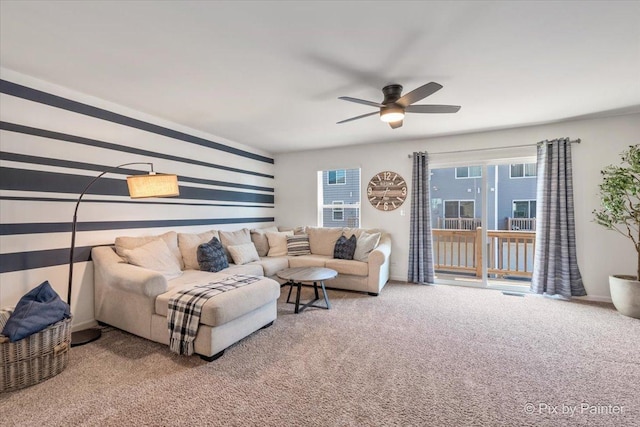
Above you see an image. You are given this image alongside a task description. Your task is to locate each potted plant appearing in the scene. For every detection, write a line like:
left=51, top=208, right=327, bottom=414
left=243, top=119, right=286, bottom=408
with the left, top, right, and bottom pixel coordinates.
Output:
left=593, top=144, right=640, bottom=318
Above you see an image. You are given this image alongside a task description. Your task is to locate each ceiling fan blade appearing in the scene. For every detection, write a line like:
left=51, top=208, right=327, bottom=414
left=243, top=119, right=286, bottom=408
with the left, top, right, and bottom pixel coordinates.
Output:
left=397, top=82, right=443, bottom=107
left=338, top=96, right=385, bottom=108
left=337, top=111, right=379, bottom=124
left=405, top=104, right=461, bottom=114
left=389, top=120, right=403, bottom=129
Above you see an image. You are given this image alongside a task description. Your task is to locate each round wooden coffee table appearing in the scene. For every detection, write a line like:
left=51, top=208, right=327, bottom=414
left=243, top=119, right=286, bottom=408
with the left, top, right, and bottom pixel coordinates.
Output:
left=277, top=267, right=337, bottom=313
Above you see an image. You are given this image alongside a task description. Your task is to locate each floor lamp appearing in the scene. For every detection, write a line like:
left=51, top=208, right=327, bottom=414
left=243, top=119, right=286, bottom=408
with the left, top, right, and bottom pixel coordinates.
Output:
left=69, top=162, right=179, bottom=346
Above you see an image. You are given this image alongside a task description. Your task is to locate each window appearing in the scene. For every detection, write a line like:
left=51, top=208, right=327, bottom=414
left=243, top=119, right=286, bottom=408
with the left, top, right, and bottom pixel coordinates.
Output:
left=444, top=200, right=475, bottom=218
left=318, top=168, right=360, bottom=227
left=510, top=163, right=537, bottom=178
left=328, top=169, right=346, bottom=185
left=513, top=200, right=536, bottom=218
left=332, top=201, right=344, bottom=221
left=455, top=166, right=482, bottom=179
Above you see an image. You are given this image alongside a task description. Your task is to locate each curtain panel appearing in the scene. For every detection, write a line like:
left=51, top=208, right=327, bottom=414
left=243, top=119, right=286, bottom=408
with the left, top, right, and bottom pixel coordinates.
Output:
left=408, top=152, right=435, bottom=284
left=531, top=138, right=586, bottom=297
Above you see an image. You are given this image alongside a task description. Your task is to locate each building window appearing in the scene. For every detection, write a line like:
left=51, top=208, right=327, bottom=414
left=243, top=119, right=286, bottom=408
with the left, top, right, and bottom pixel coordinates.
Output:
left=444, top=200, right=475, bottom=218
left=318, top=168, right=361, bottom=227
left=510, top=163, right=537, bottom=178
left=332, top=201, right=344, bottom=221
left=328, top=169, right=346, bottom=185
left=513, top=200, right=536, bottom=218
left=455, top=166, right=482, bottom=179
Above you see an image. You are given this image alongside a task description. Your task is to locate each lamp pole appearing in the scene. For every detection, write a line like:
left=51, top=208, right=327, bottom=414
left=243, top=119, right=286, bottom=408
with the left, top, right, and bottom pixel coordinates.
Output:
left=68, top=162, right=153, bottom=346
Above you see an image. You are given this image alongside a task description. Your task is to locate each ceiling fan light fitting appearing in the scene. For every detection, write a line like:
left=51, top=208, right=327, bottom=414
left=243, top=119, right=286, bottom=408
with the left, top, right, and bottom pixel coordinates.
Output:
left=380, top=107, right=405, bottom=123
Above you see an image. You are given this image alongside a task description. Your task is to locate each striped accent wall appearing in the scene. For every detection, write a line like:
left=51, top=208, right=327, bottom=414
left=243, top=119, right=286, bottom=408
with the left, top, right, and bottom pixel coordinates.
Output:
left=0, top=69, right=275, bottom=329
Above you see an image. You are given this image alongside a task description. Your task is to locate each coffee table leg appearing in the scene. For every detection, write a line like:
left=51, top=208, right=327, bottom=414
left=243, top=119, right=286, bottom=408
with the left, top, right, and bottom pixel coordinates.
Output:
left=313, top=281, right=319, bottom=299
left=286, top=280, right=294, bottom=304
left=294, top=281, right=302, bottom=314
left=320, top=281, right=331, bottom=309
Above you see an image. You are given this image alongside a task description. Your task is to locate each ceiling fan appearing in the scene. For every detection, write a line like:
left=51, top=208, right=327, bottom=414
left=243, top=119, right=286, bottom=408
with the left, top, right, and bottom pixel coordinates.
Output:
left=337, top=82, right=460, bottom=129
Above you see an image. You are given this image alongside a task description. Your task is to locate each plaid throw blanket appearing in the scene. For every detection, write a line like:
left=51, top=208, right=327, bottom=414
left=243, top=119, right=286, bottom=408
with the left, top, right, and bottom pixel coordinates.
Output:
left=167, top=274, right=261, bottom=356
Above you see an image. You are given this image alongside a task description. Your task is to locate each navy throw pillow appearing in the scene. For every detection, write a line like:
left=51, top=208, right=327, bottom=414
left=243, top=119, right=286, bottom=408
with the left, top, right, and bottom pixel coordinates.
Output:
left=333, top=234, right=357, bottom=260
left=197, top=237, right=229, bottom=272
left=2, top=280, right=71, bottom=343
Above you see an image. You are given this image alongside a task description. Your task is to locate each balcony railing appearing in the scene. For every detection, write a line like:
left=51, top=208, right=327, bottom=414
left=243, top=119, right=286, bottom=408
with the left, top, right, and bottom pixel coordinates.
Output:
left=437, top=218, right=482, bottom=230
left=433, top=227, right=535, bottom=278
left=506, top=217, right=536, bottom=231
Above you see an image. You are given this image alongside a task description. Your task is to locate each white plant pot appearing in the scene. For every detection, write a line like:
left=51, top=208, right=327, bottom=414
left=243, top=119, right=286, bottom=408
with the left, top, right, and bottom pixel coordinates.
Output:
left=609, top=275, right=640, bottom=319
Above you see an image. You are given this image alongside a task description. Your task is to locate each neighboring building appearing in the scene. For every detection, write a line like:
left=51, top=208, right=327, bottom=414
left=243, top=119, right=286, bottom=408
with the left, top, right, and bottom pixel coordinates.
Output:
left=430, top=164, right=537, bottom=230
left=321, top=168, right=361, bottom=227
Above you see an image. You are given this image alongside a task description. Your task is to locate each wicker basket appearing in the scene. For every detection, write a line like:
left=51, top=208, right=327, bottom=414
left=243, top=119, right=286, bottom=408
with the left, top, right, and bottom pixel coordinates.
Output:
left=1, top=308, right=72, bottom=393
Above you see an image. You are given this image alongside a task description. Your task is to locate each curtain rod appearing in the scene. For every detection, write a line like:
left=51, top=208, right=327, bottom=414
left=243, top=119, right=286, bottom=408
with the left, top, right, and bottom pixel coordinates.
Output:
left=407, top=138, right=581, bottom=158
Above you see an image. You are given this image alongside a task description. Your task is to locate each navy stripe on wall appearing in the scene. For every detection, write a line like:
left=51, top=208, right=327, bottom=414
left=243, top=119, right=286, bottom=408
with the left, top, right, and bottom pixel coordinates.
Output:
left=1, top=151, right=274, bottom=193
left=0, top=80, right=274, bottom=164
left=1, top=196, right=273, bottom=209
left=1, top=121, right=274, bottom=179
left=1, top=246, right=93, bottom=274
left=1, top=217, right=275, bottom=236
left=0, top=168, right=274, bottom=204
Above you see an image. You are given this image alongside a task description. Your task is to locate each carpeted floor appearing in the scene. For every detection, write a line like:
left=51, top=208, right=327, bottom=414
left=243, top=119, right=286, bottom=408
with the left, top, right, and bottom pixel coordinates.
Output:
left=1, top=282, right=639, bottom=426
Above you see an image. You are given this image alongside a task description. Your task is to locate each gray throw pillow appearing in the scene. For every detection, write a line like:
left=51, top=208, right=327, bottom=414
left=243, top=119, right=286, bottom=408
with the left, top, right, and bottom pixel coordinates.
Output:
left=333, top=235, right=357, bottom=260
left=197, top=237, right=229, bottom=272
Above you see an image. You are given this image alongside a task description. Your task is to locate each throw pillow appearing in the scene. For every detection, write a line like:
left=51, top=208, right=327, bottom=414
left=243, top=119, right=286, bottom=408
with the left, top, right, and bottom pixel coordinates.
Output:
left=197, top=237, right=229, bottom=272
left=178, top=230, right=218, bottom=270
left=1, top=281, right=71, bottom=343
left=353, top=231, right=382, bottom=262
left=122, top=238, right=183, bottom=280
left=287, top=234, right=311, bottom=256
left=333, top=234, right=357, bottom=260
left=266, top=231, right=294, bottom=256
left=219, top=228, right=251, bottom=259
left=250, top=226, right=279, bottom=257
left=115, top=231, right=184, bottom=269
left=228, top=243, right=260, bottom=265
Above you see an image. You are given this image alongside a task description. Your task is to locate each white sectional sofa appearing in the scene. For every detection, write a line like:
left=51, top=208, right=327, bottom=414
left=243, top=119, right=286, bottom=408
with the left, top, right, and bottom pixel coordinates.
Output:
left=91, top=226, right=390, bottom=361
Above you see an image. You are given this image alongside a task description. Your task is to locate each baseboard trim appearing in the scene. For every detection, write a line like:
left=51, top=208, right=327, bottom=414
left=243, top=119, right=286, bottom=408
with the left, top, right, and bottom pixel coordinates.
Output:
left=575, top=295, right=613, bottom=303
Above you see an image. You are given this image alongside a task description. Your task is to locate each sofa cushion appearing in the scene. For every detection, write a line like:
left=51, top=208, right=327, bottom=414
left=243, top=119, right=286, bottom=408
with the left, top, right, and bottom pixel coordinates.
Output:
left=250, top=226, right=279, bottom=257
left=197, top=237, right=229, bottom=272
left=288, top=254, right=331, bottom=268
left=178, top=230, right=218, bottom=270
left=266, top=231, right=293, bottom=256
left=250, top=256, right=290, bottom=277
left=354, top=231, right=382, bottom=262
left=228, top=243, right=260, bottom=265
left=219, top=228, right=251, bottom=259
left=333, top=235, right=357, bottom=260
left=306, top=227, right=343, bottom=256
left=287, top=234, right=311, bottom=256
left=325, top=259, right=369, bottom=277
left=115, top=231, right=183, bottom=269
left=122, top=238, right=184, bottom=280
left=155, top=271, right=280, bottom=327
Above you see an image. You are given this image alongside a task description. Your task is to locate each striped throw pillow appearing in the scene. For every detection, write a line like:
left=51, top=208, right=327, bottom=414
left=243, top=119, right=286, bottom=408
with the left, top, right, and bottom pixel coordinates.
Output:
left=287, top=234, right=311, bottom=256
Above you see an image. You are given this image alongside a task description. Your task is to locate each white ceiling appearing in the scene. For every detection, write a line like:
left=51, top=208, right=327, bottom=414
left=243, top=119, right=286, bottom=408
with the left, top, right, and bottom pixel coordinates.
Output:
left=1, top=1, right=639, bottom=154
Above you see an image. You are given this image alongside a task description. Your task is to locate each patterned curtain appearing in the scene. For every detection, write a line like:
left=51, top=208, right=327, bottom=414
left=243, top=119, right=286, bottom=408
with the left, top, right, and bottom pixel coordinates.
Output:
left=408, top=152, right=435, bottom=284
left=531, top=138, right=586, bottom=297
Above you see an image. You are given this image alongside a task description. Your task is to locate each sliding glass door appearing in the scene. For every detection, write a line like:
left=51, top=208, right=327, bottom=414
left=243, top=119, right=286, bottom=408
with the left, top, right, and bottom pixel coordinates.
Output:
left=430, top=158, right=536, bottom=290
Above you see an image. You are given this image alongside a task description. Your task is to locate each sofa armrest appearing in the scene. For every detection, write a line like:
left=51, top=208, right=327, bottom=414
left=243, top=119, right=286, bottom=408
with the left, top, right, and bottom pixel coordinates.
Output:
left=92, top=246, right=168, bottom=298
left=368, top=234, right=391, bottom=266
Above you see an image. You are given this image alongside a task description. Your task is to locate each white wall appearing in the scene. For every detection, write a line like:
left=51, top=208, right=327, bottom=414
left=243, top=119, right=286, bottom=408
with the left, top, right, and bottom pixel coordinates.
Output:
left=0, top=68, right=275, bottom=329
left=274, top=113, right=640, bottom=302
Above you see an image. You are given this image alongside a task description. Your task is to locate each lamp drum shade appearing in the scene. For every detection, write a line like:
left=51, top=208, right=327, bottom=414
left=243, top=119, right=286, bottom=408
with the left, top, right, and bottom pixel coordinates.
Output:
left=127, top=173, right=180, bottom=198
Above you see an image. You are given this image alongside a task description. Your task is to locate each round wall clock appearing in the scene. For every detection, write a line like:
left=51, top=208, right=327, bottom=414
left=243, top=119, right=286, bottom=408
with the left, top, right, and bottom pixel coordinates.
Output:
left=367, top=171, right=408, bottom=211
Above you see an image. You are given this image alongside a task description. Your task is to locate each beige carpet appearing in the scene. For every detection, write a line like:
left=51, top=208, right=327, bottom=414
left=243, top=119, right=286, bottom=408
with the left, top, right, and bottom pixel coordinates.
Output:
left=1, top=283, right=639, bottom=426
